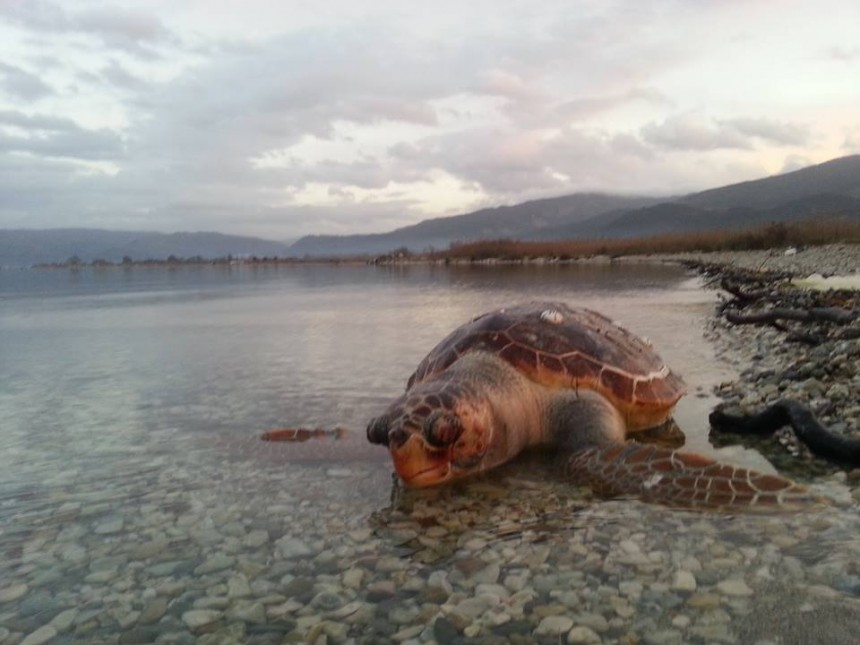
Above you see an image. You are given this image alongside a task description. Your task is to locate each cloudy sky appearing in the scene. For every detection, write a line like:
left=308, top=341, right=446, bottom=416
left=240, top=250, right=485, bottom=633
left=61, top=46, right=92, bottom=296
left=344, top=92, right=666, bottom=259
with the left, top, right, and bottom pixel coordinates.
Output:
left=1, top=0, right=858, bottom=240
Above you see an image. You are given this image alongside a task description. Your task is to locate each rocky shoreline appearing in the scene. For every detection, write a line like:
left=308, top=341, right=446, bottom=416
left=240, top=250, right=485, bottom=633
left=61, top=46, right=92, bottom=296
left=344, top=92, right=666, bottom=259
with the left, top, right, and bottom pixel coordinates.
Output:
left=663, top=244, right=859, bottom=479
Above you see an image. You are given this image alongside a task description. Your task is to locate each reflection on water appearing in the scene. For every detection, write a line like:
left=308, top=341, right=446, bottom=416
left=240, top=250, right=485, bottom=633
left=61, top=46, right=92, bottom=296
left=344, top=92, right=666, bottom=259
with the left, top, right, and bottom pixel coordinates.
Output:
left=1, top=263, right=858, bottom=644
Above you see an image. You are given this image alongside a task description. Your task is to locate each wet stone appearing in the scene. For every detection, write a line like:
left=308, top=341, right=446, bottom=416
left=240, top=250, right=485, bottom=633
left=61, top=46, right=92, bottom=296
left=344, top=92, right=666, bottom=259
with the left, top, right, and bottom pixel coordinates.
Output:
left=366, top=580, right=397, bottom=602
left=194, top=554, right=236, bottom=575
left=119, top=628, right=164, bottom=645
left=226, top=601, right=267, bottom=624
left=139, top=598, right=169, bottom=624
left=0, top=583, right=29, bottom=604
left=182, top=609, right=223, bottom=629
left=276, top=537, right=313, bottom=559
left=282, top=576, right=315, bottom=601
left=573, top=612, right=609, bottom=633
left=227, top=575, right=252, bottom=599
left=94, top=516, right=124, bottom=535
left=20, top=625, right=57, bottom=645
left=491, top=619, right=532, bottom=637
left=568, top=625, right=602, bottom=644
left=242, top=530, right=270, bottom=548
left=716, top=579, right=753, bottom=597
left=535, top=614, right=574, bottom=636
left=131, top=539, right=169, bottom=560
left=687, top=593, right=722, bottom=609
left=49, top=608, right=78, bottom=632
left=672, top=569, right=697, bottom=592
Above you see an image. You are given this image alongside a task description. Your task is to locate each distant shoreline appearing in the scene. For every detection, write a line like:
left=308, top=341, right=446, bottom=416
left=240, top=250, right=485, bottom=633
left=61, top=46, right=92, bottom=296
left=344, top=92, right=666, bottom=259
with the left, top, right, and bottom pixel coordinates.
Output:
left=12, top=217, right=858, bottom=273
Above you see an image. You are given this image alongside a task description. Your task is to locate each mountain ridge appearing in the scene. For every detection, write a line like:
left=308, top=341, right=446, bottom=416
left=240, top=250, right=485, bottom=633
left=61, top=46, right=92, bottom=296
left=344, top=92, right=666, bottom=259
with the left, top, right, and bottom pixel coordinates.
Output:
left=289, top=154, right=860, bottom=256
left=2, top=154, right=859, bottom=266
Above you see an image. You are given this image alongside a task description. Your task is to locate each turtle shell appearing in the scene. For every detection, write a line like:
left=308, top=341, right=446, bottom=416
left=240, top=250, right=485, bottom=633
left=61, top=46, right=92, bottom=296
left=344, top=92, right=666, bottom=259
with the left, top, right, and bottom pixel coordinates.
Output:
left=407, top=302, right=685, bottom=431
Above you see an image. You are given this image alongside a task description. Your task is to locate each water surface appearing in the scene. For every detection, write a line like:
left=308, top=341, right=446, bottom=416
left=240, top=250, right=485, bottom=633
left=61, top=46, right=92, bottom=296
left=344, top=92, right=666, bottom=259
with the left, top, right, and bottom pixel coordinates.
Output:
left=1, top=264, right=857, bottom=644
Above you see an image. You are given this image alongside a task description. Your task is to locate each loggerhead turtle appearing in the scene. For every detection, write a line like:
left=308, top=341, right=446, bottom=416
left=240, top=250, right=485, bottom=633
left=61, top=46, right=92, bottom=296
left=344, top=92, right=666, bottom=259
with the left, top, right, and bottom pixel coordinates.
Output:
left=367, top=302, right=813, bottom=509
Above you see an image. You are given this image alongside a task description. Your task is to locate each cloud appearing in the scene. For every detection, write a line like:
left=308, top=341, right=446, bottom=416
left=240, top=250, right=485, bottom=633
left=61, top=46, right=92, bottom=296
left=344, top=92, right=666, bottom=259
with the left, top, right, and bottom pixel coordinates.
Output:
left=0, top=61, right=55, bottom=100
left=828, top=45, right=860, bottom=61
left=642, top=114, right=753, bottom=150
left=721, top=117, right=809, bottom=146
left=554, top=87, right=672, bottom=121
left=2, top=0, right=178, bottom=57
left=641, top=114, right=809, bottom=151
left=0, top=109, right=124, bottom=161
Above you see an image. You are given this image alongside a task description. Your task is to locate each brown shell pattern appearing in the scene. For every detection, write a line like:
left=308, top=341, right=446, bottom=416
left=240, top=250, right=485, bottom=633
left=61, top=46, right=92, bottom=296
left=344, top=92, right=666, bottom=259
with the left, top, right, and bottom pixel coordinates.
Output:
left=407, top=302, right=685, bottom=430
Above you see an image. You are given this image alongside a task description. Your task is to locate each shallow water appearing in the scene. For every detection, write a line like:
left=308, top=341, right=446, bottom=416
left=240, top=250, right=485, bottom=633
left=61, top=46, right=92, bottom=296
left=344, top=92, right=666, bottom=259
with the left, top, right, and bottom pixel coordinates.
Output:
left=0, top=263, right=857, bottom=644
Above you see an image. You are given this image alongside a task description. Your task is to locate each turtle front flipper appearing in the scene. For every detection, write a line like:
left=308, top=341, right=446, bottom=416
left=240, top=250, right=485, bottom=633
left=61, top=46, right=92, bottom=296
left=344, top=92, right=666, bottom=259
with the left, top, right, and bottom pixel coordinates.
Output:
left=566, top=442, right=821, bottom=511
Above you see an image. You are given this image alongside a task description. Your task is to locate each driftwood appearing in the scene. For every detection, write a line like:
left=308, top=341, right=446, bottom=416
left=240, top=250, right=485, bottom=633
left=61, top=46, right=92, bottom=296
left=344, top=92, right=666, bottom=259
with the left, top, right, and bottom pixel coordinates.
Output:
left=710, top=400, right=860, bottom=467
left=684, top=261, right=860, bottom=346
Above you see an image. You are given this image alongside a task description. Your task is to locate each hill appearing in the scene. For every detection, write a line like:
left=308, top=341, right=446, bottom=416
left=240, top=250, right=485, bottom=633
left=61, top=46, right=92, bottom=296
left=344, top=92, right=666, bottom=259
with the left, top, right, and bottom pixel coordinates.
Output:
left=288, top=193, right=663, bottom=256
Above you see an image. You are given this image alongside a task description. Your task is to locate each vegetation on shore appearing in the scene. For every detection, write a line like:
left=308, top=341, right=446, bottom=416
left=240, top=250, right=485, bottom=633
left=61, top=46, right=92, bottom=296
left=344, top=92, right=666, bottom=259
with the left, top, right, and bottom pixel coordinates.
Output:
left=435, top=217, right=860, bottom=263
left=27, top=216, right=860, bottom=269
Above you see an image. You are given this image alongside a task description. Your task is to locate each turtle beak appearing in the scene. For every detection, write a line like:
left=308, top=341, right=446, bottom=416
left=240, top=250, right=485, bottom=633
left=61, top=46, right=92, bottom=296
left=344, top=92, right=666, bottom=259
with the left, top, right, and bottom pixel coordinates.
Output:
left=390, top=434, right=452, bottom=487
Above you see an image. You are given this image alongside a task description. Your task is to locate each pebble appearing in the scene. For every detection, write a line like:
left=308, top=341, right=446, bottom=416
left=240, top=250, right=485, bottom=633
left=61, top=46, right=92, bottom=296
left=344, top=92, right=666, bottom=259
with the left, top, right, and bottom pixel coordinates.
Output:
left=534, top=615, right=574, bottom=635
left=242, top=530, right=270, bottom=548
left=182, top=609, right=223, bottom=628
left=226, top=601, right=266, bottom=624
left=50, top=608, right=79, bottom=632
left=20, top=625, right=57, bottom=645
left=227, top=575, right=252, bottom=599
left=94, top=516, right=124, bottom=534
left=139, top=598, right=168, bottom=624
left=195, top=554, right=236, bottom=574
left=0, top=583, right=28, bottom=603
left=567, top=625, right=602, bottom=643
left=717, top=579, right=754, bottom=597
left=275, top=536, right=313, bottom=559
left=672, top=570, right=697, bottom=592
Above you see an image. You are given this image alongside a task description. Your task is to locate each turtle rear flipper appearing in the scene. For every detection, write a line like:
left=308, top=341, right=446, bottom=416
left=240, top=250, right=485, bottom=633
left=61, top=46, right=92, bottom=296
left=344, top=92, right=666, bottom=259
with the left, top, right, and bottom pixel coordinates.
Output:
left=567, top=442, right=821, bottom=510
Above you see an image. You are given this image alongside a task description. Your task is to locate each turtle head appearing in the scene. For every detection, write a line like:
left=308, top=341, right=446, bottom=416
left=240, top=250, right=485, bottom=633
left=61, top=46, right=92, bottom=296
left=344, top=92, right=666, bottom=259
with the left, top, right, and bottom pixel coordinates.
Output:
left=367, top=379, right=498, bottom=487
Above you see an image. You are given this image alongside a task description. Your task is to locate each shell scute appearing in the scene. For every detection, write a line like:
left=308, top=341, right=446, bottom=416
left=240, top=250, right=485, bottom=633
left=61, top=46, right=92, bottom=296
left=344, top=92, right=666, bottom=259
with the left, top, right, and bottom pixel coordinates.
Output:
left=600, top=368, right=635, bottom=402
left=561, top=353, right=603, bottom=381
left=498, top=342, right=539, bottom=373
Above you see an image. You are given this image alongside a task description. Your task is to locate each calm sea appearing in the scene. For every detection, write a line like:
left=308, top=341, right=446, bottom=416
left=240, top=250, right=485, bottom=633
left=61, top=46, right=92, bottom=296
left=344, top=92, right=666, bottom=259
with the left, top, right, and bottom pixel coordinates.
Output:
left=1, top=263, right=857, bottom=643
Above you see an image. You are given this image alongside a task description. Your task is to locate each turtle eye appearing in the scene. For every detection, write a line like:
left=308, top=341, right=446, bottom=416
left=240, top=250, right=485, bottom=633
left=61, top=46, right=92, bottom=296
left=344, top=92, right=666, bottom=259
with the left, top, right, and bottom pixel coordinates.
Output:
left=423, top=410, right=463, bottom=448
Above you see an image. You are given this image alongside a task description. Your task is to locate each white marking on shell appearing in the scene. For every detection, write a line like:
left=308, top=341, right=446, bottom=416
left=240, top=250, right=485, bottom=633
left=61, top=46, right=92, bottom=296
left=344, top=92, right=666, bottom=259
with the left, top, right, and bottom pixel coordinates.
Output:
left=643, top=473, right=663, bottom=490
left=540, top=309, right=564, bottom=325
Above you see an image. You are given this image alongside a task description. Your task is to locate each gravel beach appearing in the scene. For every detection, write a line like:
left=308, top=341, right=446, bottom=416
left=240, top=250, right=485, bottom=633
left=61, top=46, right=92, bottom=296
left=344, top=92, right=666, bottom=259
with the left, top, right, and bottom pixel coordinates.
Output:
left=650, top=243, right=860, bottom=278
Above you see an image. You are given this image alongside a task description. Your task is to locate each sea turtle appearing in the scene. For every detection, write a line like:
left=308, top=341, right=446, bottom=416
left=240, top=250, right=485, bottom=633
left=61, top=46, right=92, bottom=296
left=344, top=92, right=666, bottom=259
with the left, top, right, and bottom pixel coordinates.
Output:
left=367, top=302, right=814, bottom=509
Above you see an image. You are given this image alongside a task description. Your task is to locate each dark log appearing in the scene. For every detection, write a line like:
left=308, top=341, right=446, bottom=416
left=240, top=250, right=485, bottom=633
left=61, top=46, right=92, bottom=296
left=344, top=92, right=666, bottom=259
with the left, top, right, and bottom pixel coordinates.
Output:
left=719, top=278, right=773, bottom=303
left=710, top=400, right=860, bottom=467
